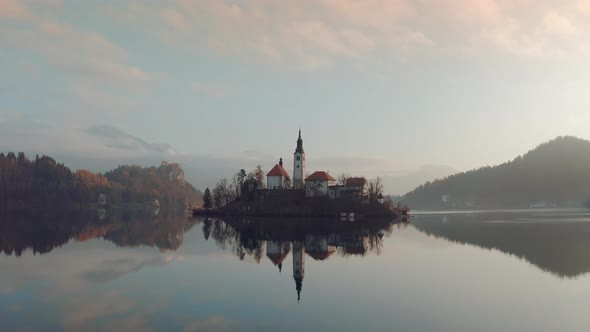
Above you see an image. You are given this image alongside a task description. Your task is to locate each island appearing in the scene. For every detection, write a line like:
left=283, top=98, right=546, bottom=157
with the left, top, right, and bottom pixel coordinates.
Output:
left=194, top=130, right=409, bottom=220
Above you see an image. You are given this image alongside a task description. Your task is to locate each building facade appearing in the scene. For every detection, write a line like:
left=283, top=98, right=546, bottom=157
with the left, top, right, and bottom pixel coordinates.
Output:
left=305, top=171, right=337, bottom=197
left=266, top=158, right=291, bottom=189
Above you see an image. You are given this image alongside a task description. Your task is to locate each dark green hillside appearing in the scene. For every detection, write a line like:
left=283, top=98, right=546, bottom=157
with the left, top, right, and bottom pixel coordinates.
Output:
left=403, top=136, right=590, bottom=210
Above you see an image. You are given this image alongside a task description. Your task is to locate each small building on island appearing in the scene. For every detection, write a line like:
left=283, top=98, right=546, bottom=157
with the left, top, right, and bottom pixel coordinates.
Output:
left=305, top=171, right=337, bottom=197
left=343, top=177, right=368, bottom=200
left=266, top=158, right=291, bottom=189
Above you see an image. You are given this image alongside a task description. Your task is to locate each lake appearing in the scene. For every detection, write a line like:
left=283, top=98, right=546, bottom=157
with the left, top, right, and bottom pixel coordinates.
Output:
left=2, top=209, right=590, bottom=331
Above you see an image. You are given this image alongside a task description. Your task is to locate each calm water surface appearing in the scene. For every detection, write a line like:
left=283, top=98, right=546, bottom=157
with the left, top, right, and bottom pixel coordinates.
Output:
left=2, top=209, right=590, bottom=331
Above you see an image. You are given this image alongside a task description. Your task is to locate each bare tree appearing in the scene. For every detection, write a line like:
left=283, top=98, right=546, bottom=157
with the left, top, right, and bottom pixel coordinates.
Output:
left=367, top=177, right=384, bottom=202
left=212, top=178, right=237, bottom=207
left=337, top=173, right=350, bottom=185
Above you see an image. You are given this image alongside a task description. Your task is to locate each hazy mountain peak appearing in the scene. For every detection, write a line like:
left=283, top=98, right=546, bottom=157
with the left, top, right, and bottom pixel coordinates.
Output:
left=85, top=125, right=177, bottom=155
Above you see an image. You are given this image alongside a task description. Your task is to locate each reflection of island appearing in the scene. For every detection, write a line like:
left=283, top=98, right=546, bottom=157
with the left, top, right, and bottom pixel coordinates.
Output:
left=199, top=217, right=407, bottom=301
left=0, top=208, right=195, bottom=256
left=412, top=212, right=590, bottom=278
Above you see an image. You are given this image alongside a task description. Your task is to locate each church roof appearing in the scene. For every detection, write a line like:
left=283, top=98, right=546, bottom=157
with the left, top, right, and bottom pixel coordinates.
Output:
left=305, top=171, right=336, bottom=182
left=267, top=164, right=290, bottom=178
left=307, top=248, right=336, bottom=261
left=345, top=177, right=367, bottom=187
left=267, top=252, right=289, bottom=266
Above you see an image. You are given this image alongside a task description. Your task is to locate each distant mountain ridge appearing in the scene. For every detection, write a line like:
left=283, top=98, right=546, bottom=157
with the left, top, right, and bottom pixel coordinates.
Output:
left=403, top=136, right=590, bottom=210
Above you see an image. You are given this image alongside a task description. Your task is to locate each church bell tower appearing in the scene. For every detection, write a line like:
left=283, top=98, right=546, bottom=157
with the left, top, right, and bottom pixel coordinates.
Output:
left=293, top=129, right=306, bottom=190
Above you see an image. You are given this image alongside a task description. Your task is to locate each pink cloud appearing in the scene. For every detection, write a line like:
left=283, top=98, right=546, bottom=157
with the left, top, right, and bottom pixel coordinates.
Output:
left=0, top=0, right=32, bottom=19
left=544, top=12, right=576, bottom=35
left=16, top=0, right=590, bottom=73
left=2, top=10, right=153, bottom=88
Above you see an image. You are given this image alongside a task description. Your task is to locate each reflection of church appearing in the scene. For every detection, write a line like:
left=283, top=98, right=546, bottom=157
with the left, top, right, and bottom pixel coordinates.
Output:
left=264, top=231, right=377, bottom=302
left=201, top=214, right=406, bottom=302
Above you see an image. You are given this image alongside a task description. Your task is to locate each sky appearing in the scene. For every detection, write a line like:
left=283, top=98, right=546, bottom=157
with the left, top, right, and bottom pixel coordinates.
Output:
left=2, top=0, right=590, bottom=192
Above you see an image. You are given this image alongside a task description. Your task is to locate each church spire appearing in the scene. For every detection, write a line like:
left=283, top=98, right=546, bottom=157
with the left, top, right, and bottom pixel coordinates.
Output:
left=295, top=276, right=302, bottom=302
left=295, top=129, right=304, bottom=153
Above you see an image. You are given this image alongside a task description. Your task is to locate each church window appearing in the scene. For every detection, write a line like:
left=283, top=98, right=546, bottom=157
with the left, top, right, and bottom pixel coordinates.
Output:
left=296, top=156, right=301, bottom=161
left=297, top=165, right=299, bottom=168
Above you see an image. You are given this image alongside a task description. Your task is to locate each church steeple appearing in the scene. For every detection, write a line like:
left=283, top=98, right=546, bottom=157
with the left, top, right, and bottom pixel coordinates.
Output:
left=295, top=275, right=302, bottom=302
left=292, top=241, right=305, bottom=302
left=293, top=130, right=306, bottom=189
left=295, top=129, right=304, bottom=153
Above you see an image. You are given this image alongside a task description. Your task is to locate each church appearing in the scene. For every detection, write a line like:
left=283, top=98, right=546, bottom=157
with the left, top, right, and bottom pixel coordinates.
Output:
left=266, top=129, right=335, bottom=196
left=266, top=130, right=364, bottom=199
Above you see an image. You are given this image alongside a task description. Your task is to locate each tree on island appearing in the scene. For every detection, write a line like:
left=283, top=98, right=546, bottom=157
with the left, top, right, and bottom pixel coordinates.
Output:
left=251, top=165, right=265, bottom=189
left=233, top=169, right=247, bottom=197
left=368, top=177, right=384, bottom=202
left=203, top=187, right=212, bottom=210
left=337, top=173, right=350, bottom=185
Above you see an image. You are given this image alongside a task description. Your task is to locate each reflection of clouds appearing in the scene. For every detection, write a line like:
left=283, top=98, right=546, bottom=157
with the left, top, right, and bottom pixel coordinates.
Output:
left=183, top=315, right=233, bottom=332
left=61, top=291, right=135, bottom=331
left=0, top=239, right=190, bottom=331
left=82, top=255, right=182, bottom=283
left=0, top=241, right=182, bottom=294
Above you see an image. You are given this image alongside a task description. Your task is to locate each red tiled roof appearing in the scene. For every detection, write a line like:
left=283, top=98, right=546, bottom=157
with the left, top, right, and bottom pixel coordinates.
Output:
left=307, top=248, right=336, bottom=261
left=305, top=171, right=336, bottom=182
left=267, top=164, right=290, bottom=177
left=267, top=252, right=289, bottom=266
left=345, top=177, right=367, bottom=187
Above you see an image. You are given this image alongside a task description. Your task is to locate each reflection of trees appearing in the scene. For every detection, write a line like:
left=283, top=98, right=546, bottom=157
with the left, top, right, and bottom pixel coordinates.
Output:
left=205, top=219, right=265, bottom=262
left=198, top=217, right=408, bottom=261
left=0, top=207, right=195, bottom=256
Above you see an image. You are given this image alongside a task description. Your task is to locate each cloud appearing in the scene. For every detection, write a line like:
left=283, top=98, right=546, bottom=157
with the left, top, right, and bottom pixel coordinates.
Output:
left=85, top=125, right=177, bottom=155
left=190, top=82, right=229, bottom=98
left=0, top=0, right=32, bottom=20
left=0, top=121, right=177, bottom=168
left=543, top=12, right=576, bottom=35
left=106, top=0, right=590, bottom=67
left=1, top=4, right=154, bottom=89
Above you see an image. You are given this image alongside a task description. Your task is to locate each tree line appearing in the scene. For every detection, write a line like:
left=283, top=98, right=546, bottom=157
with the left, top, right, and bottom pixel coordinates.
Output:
left=0, top=152, right=201, bottom=210
left=203, top=166, right=266, bottom=209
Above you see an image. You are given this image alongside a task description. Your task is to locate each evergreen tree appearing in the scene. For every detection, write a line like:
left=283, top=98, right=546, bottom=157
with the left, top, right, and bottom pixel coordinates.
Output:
left=203, top=187, right=212, bottom=210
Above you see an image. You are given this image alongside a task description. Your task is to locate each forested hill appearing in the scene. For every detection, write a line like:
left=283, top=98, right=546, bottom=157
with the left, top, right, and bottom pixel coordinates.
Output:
left=403, top=136, right=590, bottom=210
left=0, top=153, right=202, bottom=210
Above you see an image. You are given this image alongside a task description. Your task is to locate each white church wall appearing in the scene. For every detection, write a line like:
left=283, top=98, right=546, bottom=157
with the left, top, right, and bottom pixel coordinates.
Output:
left=267, top=176, right=283, bottom=189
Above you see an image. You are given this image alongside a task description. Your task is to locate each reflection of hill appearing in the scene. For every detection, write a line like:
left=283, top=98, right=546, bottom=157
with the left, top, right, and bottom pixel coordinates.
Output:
left=0, top=208, right=196, bottom=256
left=412, top=212, right=590, bottom=278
